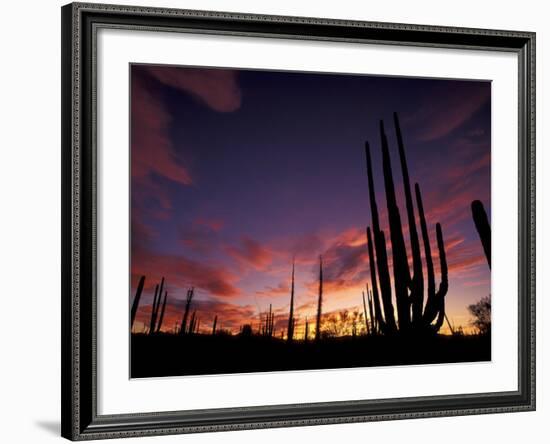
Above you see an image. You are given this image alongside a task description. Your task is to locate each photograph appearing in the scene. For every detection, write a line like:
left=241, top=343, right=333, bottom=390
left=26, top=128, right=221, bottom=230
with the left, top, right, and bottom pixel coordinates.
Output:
left=129, top=64, right=492, bottom=378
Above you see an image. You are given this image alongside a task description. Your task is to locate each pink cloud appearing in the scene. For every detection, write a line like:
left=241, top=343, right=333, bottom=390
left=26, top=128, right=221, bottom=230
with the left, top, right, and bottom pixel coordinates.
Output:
left=132, top=247, right=241, bottom=298
left=226, top=237, right=273, bottom=270
left=178, top=219, right=224, bottom=254
left=144, top=65, right=242, bottom=113
left=256, top=280, right=291, bottom=297
left=131, top=74, right=193, bottom=186
left=194, top=217, right=224, bottom=232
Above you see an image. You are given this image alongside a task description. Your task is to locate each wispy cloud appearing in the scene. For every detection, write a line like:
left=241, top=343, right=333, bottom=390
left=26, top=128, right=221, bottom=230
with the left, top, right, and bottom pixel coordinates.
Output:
left=256, top=280, right=291, bottom=297
left=131, top=73, right=193, bottom=186
left=405, top=82, right=490, bottom=141
left=132, top=247, right=241, bottom=298
left=144, top=65, right=242, bottom=112
left=225, top=237, right=273, bottom=270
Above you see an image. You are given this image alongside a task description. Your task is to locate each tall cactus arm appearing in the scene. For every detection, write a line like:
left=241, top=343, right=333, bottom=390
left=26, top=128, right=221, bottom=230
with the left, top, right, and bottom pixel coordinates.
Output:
left=362, top=290, right=370, bottom=335
left=379, top=120, right=411, bottom=330
left=156, top=291, right=168, bottom=333
left=150, top=277, right=165, bottom=333
left=375, top=230, right=397, bottom=332
left=212, top=315, right=218, bottom=335
left=471, top=200, right=491, bottom=268
left=368, top=290, right=376, bottom=334
left=415, top=183, right=438, bottom=324
left=149, top=284, right=159, bottom=334
left=365, top=143, right=382, bottom=233
left=394, top=112, right=424, bottom=323
left=315, top=256, right=323, bottom=341
left=367, top=227, right=390, bottom=332
left=180, top=287, right=194, bottom=335
left=287, top=259, right=295, bottom=342
left=365, top=144, right=396, bottom=333
left=130, top=275, right=145, bottom=330
left=433, top=223, right=449, bottom=331
left=366, top=227, right=384, bottom=329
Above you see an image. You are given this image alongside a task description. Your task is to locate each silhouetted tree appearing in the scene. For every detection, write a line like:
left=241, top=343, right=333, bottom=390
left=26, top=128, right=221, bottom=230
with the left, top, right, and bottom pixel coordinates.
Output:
left=240, top=324, right=253, bottom=337
left=468, top=296, right=491, bottom=335
left=351, top=310, right=360, bottom=337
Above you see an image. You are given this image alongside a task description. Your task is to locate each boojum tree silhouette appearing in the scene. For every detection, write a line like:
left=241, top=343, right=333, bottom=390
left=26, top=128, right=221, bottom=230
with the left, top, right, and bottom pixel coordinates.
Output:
left=287, top=259, right=296, bottom=342
left=365, top=113, right=449, bottom=335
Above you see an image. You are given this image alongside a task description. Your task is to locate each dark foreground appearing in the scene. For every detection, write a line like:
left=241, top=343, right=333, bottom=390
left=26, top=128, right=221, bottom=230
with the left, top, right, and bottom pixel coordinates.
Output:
left=131, top=333, right=491, bottom=378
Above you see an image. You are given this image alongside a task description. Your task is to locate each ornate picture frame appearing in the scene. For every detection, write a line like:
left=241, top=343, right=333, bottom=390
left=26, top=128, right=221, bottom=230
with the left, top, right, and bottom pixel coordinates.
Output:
left=61, top=2, right=535, bottom=440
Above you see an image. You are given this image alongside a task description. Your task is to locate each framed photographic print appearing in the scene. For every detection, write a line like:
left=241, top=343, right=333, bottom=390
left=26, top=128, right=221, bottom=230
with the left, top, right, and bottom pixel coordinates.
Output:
left=61, top=2, right=536, bottom=440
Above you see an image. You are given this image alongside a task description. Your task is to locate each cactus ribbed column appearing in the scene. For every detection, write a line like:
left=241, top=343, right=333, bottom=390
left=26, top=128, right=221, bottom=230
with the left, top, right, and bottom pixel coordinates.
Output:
left=365, top=143, right=396, bottom=333
left=364, top=115, right=449, bottom=335
left=394, top=112, right=424, bottom=325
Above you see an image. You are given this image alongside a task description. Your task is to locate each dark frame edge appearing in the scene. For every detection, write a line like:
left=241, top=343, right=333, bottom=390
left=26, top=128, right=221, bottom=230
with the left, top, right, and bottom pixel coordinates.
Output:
left=517, top=32, right=536, bottom=413
left=61, top=3, right=77, bottom=440
left=61, top=2, right=536, bottom=441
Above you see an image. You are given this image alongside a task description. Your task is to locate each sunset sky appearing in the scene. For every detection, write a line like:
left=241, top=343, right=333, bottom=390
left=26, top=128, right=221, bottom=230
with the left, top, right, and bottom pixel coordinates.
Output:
left=130, top=64, right=491, bottom=337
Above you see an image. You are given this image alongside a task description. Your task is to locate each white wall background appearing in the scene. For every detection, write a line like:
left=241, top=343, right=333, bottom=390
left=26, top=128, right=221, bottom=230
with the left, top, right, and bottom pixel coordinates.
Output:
left=0, top=0, right=545, bottom=442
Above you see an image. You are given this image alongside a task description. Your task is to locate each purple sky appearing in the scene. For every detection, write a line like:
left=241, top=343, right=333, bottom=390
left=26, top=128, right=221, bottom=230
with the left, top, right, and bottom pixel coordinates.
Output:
left=130, top=64, right=491, bottom=336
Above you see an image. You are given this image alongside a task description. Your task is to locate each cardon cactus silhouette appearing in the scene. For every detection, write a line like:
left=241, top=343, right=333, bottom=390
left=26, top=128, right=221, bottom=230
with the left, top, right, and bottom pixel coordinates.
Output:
left=261, top=304, right=275, bottom=337
left=188, top=310, right=197, bottom=335
left=212, top=315, right=218, bottom=335
left=130, top=275, right=145, bottom=330
left=367, top=288, right=376, bottom=334
left=471, top=200, right=491, bottom=268
left=155, top=290, right=168, bottom=333
left=362, top=290, right=370, bottom=335
left=148, top=277, right=165, bottom=335
left=315, top=256, right=323, bottom=341
left=268, top=304, right=274, bottom=337
left=179, top=287, right=194, bottom=335
left=364, top=113, right=449, bottom=334
left=148, top=284, right=159, bottom=334
left=287, top=260, right=296, bottom=342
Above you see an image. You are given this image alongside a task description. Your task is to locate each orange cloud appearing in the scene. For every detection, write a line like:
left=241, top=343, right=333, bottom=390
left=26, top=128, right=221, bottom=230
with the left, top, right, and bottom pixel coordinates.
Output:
left=134, top=299, right=257, bottom=334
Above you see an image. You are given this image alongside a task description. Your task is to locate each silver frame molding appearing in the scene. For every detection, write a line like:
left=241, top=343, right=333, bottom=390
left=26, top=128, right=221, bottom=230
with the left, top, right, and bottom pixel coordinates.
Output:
left=61, top=2, right=535, bottom=440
